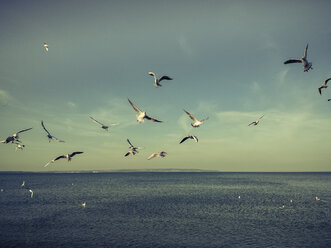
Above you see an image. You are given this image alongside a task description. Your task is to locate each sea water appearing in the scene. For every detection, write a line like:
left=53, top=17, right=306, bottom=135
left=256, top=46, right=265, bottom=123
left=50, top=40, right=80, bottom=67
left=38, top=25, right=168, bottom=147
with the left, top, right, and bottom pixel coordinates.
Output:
left=0, top=172, right=330, bottom=247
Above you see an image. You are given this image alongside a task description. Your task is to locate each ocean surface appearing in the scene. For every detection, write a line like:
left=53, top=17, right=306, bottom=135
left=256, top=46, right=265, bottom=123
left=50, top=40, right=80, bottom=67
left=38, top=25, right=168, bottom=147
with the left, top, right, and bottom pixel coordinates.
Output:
left=0, top=172, right=330, bottom=248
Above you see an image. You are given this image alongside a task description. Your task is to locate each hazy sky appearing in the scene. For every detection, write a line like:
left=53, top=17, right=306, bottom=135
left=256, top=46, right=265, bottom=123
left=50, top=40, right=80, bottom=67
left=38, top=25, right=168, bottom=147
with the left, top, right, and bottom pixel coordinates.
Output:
left=1, top=0, right=331, bottom=172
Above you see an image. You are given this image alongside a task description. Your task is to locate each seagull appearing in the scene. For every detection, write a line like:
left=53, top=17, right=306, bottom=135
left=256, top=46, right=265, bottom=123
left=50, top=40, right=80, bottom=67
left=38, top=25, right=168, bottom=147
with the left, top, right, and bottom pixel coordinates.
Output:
left=21, top=181, right=25, bottom=187
left=44, top=152, right=84, bottom=167
left=284, top=44, right=313, bottom=72
left=15, top=144, right=25, bottom=151
left=41, top=121, right=64, bottom=142
left=82, top=202, right=86, bottom=208
left=315, top=196, right=321, bottom=201
left=238, top=195, right=241, bottom=199
left=43, top=42, right=49, bottom=52
left=248, top=115, right=264, bottom=126
left=128, top=99, right=162, bottom=123
left=1, top=128, right=32, bottom=144
left=183, top=110, right=208, bottom=128
left=148, top=72, right=173, bottom=87
left=124, top=139, right=141, bottom=157
left=147, top=151, right=167, bottom=160
left=318, top=78, right=331, bottom=95
left=279, top=205, right=285, bottom=209
left=29, top=189, right=34, bottom=198
left=89, top=116, right=118, bottom=131
left=179, top=135, right=198, bottom=144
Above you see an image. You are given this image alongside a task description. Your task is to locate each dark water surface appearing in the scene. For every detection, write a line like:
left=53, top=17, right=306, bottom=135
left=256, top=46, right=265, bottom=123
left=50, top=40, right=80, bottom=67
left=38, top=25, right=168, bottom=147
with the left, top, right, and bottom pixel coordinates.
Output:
left=0, top=172, right=330, bottom=247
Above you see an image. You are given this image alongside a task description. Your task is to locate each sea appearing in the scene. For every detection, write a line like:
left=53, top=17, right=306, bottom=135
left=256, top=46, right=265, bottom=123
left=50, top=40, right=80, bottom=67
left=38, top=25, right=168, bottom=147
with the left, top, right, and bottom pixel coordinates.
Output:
left=0, top=172, right=330, bottom=248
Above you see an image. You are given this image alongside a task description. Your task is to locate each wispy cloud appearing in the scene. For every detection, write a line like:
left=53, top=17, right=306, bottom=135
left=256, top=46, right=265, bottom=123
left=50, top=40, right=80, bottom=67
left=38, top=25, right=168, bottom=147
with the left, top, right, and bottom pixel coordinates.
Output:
left=0, top=89, right=12, bottom=106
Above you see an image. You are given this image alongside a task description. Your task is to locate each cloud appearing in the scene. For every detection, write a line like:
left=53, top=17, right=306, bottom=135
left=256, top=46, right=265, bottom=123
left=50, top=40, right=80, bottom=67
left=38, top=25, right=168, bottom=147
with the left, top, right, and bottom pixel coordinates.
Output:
left=0, top=89, right=12, bottom=106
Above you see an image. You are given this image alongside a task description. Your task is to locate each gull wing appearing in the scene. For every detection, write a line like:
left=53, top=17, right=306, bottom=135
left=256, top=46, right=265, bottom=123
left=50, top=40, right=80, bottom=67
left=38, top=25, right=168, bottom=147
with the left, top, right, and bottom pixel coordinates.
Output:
left=183, top=110, right=198, bottom=122
left=128, top=99, right=143, bottom=114
left=248, top=121, right=255, bottom=126
left=324, top=78, right=331, bottom=85
left=147, top=153, right=157, bottom=160
left=16, top=128, right=32, bottom=134
left=303, top=44, right=308, bottom=58
left=192, top=135, right=198, bottom=142
left=70, top=151, right=84, bottom=157
left=41, top=121, right=51, bottom=136
left=201, top=117, right=209, bottom=123
left=52, top=136, right=65, bottom=142
left=124, top=151, right=131, bottom=157
left=159, top=76, right=173, bottom=82
left=318, top=87, right=322, bottom=95
left=145, top=114, right=163, bottom=123
left=148, top=72, right=156, bottom=78
left=127, top=139, right=134, bottom=147
left=44, top=155, right=65, bottom=167
left=259, top=115, right=265, bottom=120
left=284, top=59, right=301, bottom=64
left=89, top=116, right=104, bottom=126
left=179, top=136, right=190, bottom=144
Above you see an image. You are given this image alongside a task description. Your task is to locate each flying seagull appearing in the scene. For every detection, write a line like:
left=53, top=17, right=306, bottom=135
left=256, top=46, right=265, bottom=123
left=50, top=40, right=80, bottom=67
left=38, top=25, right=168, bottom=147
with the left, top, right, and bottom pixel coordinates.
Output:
left=82, top=202, right=86, bottom=208
left=183, top=109, right=208, bottom=127
left=148, top=72, right=173, bottom=87
left=248, top=115, right=264, bottom=126
left=179, top=135, right=198, bottom=144
left=15, top=144, right=25, bottom=151
left=44, top=152, right=84, bottom=167
left=1, top=128, right=32, bottom=144
left=128, top=99, right=162, bottom=123
left=124, top=139, right=142, bottom=157
left=89, top=116, right=118, bottom=131
left=41, top=121, right=64, bottom=142
left=43, top=42, right=49, bottom=52
left=29, top=189, right=34, bottom=198
left=147, top=151, right=167, bottom=160
left=21, top=181, right=25, bottom=187
left=284, top=44, right=313, bottom=72
left=318, top=78, right=331, bottom=95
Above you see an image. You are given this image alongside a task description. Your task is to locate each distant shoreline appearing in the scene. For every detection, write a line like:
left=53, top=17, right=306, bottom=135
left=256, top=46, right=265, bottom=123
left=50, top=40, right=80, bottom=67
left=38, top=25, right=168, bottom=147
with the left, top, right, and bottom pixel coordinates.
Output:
left=0, top=170, right=330, bottom=174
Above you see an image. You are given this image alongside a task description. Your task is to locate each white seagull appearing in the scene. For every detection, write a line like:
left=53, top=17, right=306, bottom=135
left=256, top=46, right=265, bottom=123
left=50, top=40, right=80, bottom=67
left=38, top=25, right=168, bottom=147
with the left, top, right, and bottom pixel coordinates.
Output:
left=248, top=115, right=264, bottom=126
left=41, top=121, right=64, bottom=142
left=29, top=189, right=34, bottom=198
left=284, top=44, right=313, bottom=72
left=44, top=152, right=84, bottom=167
left=43, top=42, right=49, bottom=52
left=183, top=109, right=208, bottom=128
left=1, top=128, right=32, bottom=144
left=179, top=135, right=198, bottom=144
left=315, top=196, right=321, bottom=201
left=318, top=78, right=331, bottom=95
left=15, top=144, right=25, bottom=151
left=89, top=116, right=119, bottom=131
left=82, top=202, right=86, bottom=208
left=124, top=139, right=142, bottom=157
left=148, top=72, right=173, bottom=87
left=21, top=181, right=25, bottom=187
left=128, top=99, right=162, bottom=123
left=147, top=151, right=167, bottom=160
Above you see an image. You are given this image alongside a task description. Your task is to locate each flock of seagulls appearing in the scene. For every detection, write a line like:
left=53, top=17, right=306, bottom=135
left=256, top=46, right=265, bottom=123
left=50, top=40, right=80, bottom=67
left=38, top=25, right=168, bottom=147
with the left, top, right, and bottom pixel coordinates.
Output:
left=1, top=41, right=330, bottom=176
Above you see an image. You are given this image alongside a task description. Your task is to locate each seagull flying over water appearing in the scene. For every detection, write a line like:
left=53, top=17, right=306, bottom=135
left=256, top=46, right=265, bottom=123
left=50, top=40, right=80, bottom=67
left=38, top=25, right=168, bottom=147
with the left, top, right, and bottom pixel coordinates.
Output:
left=148, top=72, right=173, bottom=87
left=248, top=115, right=264, bottom=126
left=82, top=202, right=86, bottom=208
left=89, top=116, right=118, bottom=131
left=128, top=99, right=162, bottom=123
left=29, top=189, right=34, bottom=198
left=179, top=135, right=198, bottom=144
left=147, top=151, right=167, bottom=160
left=41, top=121, right=64, bottom=142
left=284, top=44, right=313, bottom=72
left=43, top=42, right=49, bottom=52
left=124, top=139, right=142, bottom=157
left=1, top=128, right=32, bottom=144
left=44, top=152, right=84, bottom=167
left=21, top=181, right=25, bottom=187
left=318, top=78, right=331, bottom=95
left=183, top=110, right=208, bottom=128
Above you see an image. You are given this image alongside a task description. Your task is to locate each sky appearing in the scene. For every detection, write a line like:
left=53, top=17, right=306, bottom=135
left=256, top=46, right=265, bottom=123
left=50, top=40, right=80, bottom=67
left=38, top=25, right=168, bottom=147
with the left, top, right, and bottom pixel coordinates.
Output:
left=1, top=0, right=331, bottom=172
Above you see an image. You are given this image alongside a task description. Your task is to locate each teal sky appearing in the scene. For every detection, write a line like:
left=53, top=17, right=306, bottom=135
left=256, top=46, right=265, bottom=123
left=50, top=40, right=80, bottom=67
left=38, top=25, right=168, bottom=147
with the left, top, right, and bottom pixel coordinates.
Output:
left=1, top=0, right=331, bottom=172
